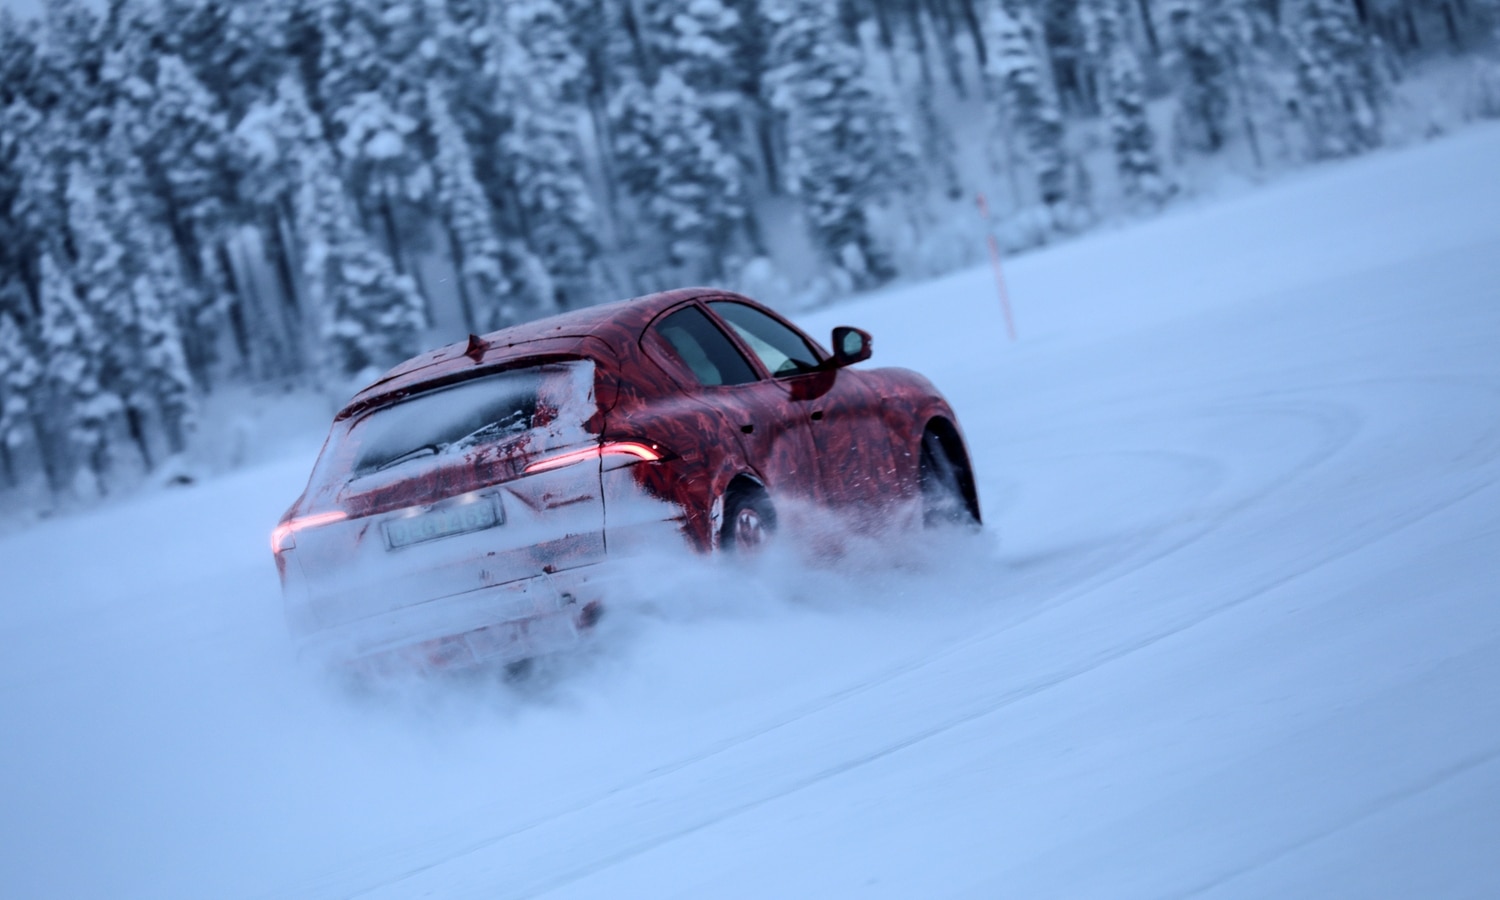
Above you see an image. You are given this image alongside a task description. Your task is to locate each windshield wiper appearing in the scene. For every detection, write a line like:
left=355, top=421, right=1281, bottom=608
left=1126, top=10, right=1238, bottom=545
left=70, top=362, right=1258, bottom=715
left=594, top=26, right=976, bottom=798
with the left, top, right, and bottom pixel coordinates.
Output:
left=455, top=421, right=519, bottom=448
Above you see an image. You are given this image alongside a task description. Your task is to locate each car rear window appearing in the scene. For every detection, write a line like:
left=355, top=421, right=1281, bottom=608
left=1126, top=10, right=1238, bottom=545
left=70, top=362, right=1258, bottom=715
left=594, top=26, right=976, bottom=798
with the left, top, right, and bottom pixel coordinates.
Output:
left=346, top=360, right=595, bottom=478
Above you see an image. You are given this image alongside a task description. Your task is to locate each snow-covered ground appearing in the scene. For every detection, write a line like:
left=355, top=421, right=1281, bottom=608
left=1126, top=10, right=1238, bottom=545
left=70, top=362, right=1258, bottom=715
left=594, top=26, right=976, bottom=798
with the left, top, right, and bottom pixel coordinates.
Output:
left=3, top=124, right=1499, bottom=899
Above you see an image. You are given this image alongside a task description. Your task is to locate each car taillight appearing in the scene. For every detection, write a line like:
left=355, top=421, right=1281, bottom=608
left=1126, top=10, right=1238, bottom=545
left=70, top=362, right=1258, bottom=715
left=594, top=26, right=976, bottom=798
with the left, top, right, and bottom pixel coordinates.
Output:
left=523, top=441, right=665, bottom=475
left=270, top=511, right=349, bottom=554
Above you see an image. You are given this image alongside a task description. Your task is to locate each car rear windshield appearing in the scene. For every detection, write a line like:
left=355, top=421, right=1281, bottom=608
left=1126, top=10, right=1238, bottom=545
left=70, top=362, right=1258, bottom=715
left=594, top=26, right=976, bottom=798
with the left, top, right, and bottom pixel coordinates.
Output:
left=346, top=360, right=595, bottom=478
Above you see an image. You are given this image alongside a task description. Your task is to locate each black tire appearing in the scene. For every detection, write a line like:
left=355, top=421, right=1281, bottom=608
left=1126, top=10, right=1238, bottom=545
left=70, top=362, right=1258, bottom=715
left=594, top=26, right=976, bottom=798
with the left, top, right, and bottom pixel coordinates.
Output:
left=920, top=430, right=979, bottom=528
left=721, top=484, right=777, bottom=553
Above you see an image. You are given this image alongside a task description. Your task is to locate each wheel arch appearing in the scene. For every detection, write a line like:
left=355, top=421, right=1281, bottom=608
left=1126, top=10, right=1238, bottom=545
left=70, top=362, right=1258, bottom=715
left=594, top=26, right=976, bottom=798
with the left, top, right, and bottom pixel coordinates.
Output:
left=921, top=416, right=982, bottom=524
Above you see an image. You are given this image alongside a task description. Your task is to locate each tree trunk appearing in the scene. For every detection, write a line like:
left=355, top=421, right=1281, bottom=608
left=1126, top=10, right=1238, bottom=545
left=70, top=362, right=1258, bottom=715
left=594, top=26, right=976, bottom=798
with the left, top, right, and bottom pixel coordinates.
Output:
left=268, top=205, right=309, bottom=372
left=218, top=243, right=254, bottom=377
left=33, top=414, right=68, bottom=502
left=870, top=0, right=898, bottom=54
left=0, top=440, right=14, bottom=490
left=957, top=0, right=988, bottom=69
left=909, top=2, right=935, bottom=88
left=126, top=404, right=154, bottom=472
left=1441, top=2, right=1463, bottom=49
left=1134, top=0, right=1160, bottom=56
left=379, top=194, right=406, bottom=275
left=445, top=223, right=479, bottom=333
left=931, top=0, right=973, bottom=98
left=1230, top=58, right=1266, bottom=170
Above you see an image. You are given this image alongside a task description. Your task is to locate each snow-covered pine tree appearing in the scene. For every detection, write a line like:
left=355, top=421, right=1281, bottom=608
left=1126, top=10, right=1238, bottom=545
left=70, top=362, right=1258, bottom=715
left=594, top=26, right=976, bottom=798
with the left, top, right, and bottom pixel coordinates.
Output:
left=1079, top=0, right=1126, bottom=88
left=1105, top=44, right=1175, bottom=207
left=425, top=82, right=507, bottom=332
left=38, top=252, right=122, bottom=497
left=303, top=96, right=427, bottom=382
left=242, top=75, right=426, bottom=383
left=63, top=163, right=131, bottom=329
left=63, top=155, right=197, bottom=467
left=1472, top=0, right=1500, bottom=116
left=0, top=9, right=39, bottom=108
left=421, top=2, right=564, bottom=322
left=232, top=83, right=314, bottom=369
left=637, top=0, right=744, bottom=112
left=503, top=0, right=588, bottom=102
left=610, top=69, right=746, bottom=283
left=117, top=283, right=192, bottom=459
left=428, top=0, right=525, bottom=211
left=1082, top=0, right=1174, bottom=208
left=331, top=89, right=426, bottom=230
left=35, top=0, right=104, bottom=124
left=1165, top=0, right=1278, bottom=168
left=983, top=0, right=1071, bottom=211
left=120, top=54, right=241, bottom=382
left=760, top=0, right=914, bottom=287
left=316, top=237, right=427, bottom=384
left=616, top=0, right=752, bottom=278
left=63, top=162, right=138, bottom=442
left=127, top=269, right=197, bottom=456
left=95, top=142, right=200, bottom=453
left=0, top=100, right=32, bottom=324
left=493, top=3, right=600, bottom=308
left=150, top=0, right=291, bottom=118
left=1290, top=0, right=1389, bottom=159
left=3, top=100, right=69, bottom=278
left=314, top=0, right=388, bottom=116
left=1161, top=0, right=1233, bottom=154
left=314, top=0, right=436, bottom=280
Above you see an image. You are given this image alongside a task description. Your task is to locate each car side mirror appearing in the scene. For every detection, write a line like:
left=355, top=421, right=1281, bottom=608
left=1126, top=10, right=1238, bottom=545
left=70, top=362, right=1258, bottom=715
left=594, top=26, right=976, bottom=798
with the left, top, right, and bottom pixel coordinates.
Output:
left=830, top=326, right=873, bottom=367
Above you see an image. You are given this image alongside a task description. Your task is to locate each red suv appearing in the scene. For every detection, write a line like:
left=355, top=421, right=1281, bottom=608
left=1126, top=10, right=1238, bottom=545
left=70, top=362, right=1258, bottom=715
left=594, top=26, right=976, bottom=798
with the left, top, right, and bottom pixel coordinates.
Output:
left=272, top=288, right=979, bottom=671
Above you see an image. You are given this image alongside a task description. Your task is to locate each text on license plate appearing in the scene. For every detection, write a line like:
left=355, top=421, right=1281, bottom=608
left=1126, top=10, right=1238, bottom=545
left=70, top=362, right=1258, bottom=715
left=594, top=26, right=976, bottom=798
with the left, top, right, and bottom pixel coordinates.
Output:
left=384, top=498, right=502, bottom=549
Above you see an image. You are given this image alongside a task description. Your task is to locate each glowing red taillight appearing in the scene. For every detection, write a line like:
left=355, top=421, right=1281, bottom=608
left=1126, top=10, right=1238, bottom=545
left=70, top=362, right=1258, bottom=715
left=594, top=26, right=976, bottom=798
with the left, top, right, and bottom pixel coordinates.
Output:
left=270, top=511, right=348, bottom=554
left=523, top=441, right=664, bottom=475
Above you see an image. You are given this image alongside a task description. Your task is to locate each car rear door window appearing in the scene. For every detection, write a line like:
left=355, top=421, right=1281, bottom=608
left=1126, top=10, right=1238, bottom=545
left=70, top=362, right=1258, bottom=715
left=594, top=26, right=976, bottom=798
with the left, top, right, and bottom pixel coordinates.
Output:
left=707, top=302, right=822, bottom=378
left=654, top=305, right=759, bottom=387
left=346, top=360, right=595, bottom=478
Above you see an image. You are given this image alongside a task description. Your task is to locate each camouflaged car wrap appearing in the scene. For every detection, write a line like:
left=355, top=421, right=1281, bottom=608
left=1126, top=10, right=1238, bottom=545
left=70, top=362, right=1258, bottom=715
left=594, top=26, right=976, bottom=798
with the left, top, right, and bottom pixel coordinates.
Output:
left=278, top=288, right=974, bottom=553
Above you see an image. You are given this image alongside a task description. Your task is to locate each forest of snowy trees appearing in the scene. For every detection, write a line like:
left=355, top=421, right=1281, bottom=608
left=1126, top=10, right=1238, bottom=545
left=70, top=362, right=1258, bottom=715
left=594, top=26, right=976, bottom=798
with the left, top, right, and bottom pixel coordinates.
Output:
left=2, top=0, right=1499, bottom=510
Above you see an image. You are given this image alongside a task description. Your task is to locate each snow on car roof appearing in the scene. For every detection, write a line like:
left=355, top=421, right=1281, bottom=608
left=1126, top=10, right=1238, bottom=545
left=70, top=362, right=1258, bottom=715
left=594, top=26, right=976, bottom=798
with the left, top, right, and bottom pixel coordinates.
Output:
left=340, top=287, right=733, bottom=418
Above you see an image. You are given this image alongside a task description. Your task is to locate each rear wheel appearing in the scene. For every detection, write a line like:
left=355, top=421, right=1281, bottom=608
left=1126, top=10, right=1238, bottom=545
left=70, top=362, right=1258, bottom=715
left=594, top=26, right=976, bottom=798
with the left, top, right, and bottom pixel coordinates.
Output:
left=920, top=429, right=978, bottom=528
left=721, top=484, right=777, bottom=553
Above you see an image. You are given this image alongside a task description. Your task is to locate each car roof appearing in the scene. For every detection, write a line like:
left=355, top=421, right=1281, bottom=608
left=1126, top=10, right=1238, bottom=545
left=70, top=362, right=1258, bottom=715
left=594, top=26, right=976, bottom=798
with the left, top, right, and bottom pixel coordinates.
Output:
left=338, top=286, right=739, bottom=418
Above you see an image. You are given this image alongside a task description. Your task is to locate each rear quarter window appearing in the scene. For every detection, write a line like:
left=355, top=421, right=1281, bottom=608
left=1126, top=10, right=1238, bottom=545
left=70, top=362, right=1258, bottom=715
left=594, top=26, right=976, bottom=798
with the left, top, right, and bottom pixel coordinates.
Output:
left=652, top=305, right=759, bottom=387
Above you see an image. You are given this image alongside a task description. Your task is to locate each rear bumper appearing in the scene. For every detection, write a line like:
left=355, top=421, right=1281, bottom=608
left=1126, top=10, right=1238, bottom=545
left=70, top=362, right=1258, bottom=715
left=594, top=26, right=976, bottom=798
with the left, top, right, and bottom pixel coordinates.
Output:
left=291, top=563, right=615, bottom=672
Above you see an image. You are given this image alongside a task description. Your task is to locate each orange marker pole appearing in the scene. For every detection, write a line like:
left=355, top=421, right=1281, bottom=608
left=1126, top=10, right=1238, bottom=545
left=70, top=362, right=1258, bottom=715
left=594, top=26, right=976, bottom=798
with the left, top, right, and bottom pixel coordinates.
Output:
left=976, top=192, right=1017, bottom=341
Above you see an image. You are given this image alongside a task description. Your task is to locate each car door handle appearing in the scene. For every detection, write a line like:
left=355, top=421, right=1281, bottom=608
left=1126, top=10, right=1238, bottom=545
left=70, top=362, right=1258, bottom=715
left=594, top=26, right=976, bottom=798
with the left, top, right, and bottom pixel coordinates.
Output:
left=810, top=410, right=825, bottom=421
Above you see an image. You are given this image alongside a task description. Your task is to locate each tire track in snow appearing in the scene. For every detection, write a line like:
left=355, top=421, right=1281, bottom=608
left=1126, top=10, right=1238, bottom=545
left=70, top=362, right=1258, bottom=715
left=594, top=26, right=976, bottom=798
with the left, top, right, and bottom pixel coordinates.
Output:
left=506, top=468, right=1500, bottom=900
left=342, top=394, right=1410, bottom=898
left=341, top=377, right=1500, bottom=899
left=1175, top=745, right=1500, bottom=899
left=321, top=403, right=1346, bottom=898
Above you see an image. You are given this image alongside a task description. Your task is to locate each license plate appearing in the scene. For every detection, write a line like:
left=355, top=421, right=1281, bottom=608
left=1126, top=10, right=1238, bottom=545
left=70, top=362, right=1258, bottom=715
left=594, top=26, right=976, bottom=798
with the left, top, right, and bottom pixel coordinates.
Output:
left=384, top=497, right=502, bottom=549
